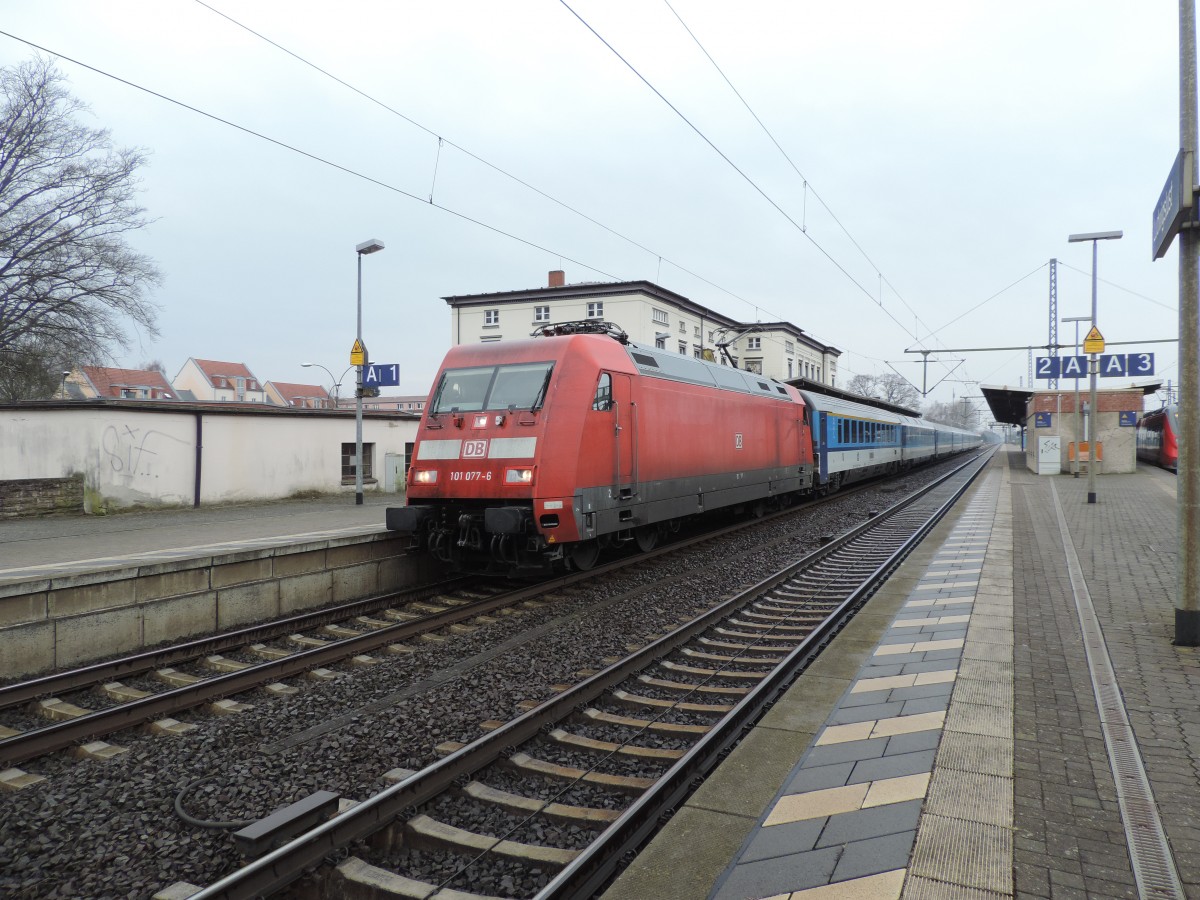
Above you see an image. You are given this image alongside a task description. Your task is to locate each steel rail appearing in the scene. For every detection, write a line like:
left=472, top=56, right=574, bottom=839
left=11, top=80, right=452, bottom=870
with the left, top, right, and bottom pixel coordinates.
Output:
left=0, top=467, right=911, bottom=766
left=185, top=449, right=992, bottom=900
left=0, top=469, right=889, bottom=711
left=539, top=450, right=992, bottom=898
left=0, top=576, right=573, bottom=767
left=0, top=577, right=477, bottom=709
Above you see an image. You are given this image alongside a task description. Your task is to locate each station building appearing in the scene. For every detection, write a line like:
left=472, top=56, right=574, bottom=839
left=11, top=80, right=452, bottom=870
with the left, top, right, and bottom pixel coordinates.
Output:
left=443, top=270, right=842, bottom=387
left=981, top=381, right=1160, bottom=475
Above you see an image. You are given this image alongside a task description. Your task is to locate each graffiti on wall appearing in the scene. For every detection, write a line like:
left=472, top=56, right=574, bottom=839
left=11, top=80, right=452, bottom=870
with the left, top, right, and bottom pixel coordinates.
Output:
left=101, top=424, right=190, bottom=486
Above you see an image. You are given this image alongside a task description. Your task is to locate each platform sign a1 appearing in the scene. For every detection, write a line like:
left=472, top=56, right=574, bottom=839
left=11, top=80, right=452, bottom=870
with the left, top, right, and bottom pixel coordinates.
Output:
left=364, top=363, right=400, bottom=387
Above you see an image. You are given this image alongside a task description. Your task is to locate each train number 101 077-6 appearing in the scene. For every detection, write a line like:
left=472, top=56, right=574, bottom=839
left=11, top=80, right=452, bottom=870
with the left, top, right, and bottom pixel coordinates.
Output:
left=450, top=471, right=492, bottom=482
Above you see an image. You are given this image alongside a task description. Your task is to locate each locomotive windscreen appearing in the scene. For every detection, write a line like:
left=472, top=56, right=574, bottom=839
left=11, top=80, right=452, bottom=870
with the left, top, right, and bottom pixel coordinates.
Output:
left=431, top=362, right=554, bottom=413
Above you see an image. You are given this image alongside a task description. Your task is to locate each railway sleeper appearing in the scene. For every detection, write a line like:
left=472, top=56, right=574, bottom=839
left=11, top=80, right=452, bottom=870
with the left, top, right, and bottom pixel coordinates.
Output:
left=404, top=813, right=580, bottom=868
left=609, top=689, right=732, bottom=714
left=546, top=727, right=684, bottom=761
left=578, top=707, right=711, bottom=736
left=460, top=780, right=619, bottom=825
left=660, top=660, right=771, bottom=680
left=681, top=648, right=787, bottom=665
left=726, top=619, right=813, bottom=633
left=35, top=698, right=90, bottom=721
left=332, top=855, right=501, bottom=900
left=637, top=674, right=748, bottom=696
left=503, top=751, right=654, bottom=794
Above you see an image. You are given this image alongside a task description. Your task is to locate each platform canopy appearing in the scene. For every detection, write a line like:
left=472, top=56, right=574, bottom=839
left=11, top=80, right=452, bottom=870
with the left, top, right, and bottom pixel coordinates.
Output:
left=980, top=380, right=1163, bottom=427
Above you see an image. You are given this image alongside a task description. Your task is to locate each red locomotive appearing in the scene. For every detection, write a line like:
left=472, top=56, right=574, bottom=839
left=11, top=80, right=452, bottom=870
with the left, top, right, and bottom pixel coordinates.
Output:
left=387, top=323, right=814, bottom=573
left=387, top=322, right=980, bottom=574
left=1136, top=405, right=1179, bottom=470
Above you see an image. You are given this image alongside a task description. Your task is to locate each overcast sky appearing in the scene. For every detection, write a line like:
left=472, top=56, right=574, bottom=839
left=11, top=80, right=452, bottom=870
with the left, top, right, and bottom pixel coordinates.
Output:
left=1, top=1, right=1186, bottom=416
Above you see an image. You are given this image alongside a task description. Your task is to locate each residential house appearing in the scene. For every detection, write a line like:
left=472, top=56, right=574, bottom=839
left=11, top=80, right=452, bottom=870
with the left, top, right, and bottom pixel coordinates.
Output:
left=173, top=358, right=268, bottom=403
left=64, top=366, right=177, bottom=400
left=266, top=381, right=335, bottom=409
left=336, top=394, right=427, bottom=413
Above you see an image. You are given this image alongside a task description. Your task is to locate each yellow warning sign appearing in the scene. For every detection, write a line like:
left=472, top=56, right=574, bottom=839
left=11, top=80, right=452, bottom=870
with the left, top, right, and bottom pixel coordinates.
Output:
left=350, top=339, right=367, bottom=366
left=1082, top=326, right=1105, bottom=354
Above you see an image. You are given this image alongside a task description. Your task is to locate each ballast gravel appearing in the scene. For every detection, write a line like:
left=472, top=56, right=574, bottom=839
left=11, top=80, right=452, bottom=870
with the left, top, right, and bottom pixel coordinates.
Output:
left=0, top=464, right=955, bottom=899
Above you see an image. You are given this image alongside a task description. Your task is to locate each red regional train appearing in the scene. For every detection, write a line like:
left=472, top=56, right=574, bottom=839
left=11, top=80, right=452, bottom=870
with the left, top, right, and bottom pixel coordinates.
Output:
left=386, top=322, right=980, bottom=575
left=1136, top=405, right=1179, bottom=470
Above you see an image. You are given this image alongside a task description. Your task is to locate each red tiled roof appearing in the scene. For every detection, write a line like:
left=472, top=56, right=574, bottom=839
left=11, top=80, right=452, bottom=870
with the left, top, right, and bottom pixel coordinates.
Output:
left=80, top=366, right=176, bottom=399
left=270, top=382, right=332, bottom=403
left=192, top=358, right=261, bottom=390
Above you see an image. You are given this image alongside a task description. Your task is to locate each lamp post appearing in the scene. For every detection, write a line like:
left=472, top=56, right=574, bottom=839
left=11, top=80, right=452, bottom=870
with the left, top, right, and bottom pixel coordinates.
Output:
left=1061, top=315, right=1091, bottom=476
left=1067, top=230, right=1122, bottom=503
left=355, top=238, right=385, bottom=505
left=301, top=362, right=353, bottom=405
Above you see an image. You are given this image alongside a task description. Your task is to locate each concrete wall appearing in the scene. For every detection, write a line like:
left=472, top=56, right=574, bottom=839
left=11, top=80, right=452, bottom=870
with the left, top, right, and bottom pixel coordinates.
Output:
left=0, top=532, right=440, bottom=678
left=0, top=405, right=419, bottom=512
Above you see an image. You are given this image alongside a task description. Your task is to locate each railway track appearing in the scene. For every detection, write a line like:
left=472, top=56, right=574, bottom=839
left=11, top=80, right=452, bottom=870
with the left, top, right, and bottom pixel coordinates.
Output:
left=183, top=449, right=992, bottom=900
left=0, top=464, right=921, bottom=774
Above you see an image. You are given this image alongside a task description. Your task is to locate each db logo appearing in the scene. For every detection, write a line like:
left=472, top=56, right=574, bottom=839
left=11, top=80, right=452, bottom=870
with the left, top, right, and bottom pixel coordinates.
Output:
left=462, top=440, right=488, bottom=458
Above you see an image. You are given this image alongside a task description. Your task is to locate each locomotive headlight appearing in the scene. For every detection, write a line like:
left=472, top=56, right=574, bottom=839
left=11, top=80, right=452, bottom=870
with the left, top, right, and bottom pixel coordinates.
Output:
left=505, top=467, right=534, bottom=484
left=412, top=469, right=438, bottom=485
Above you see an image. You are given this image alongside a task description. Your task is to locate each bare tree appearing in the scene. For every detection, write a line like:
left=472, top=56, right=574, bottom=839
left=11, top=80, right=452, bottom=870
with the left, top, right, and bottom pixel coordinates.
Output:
left=923, top=398, right=978, bottom=429
left=0, top=56, right=160, bottom=372
left=845, top=372, right=920, bottom=409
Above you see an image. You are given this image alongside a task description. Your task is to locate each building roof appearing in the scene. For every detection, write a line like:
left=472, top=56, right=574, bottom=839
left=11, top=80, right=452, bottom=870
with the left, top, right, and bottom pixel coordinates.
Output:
left=268, top=382, right=332, bottom=405
left=79, top=366, right=175, bottom=399
left=443, top=278, right=745, bottom=329
left=186, top=358, right=262, bottom=390
left=980, top=380, right=1163, bottom=426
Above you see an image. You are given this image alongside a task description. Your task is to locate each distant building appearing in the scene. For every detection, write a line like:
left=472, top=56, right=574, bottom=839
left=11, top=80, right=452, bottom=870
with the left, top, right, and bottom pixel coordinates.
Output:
left=442, top=270, right=840, bottom=386
left=336, top=394, right=427, bottom=413
left=173, top=358, right=268, bottom=403
left=65, top=366, right=177, bottom=400
left=266, top=381, right=335, bottom=409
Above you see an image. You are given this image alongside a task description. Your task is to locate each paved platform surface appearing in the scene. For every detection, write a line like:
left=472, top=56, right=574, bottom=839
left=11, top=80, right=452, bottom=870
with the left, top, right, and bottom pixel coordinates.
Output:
left=0, top=495, right=396, bottom=585
left=604, top=451, right=1199, bottom=900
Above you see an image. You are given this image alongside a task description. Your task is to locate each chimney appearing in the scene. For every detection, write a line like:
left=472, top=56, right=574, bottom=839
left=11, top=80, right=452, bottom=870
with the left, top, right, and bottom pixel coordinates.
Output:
left=548, top=269, right=565, bottom=287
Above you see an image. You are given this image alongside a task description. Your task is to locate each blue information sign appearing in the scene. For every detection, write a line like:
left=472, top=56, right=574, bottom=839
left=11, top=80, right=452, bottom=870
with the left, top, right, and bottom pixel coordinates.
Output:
left=1035, top=353, right=1154, bottom=379
left=364, top=363, right=400, bottom=387
left=1119, top=411, right=1137, bottom=427
left=1035, top=412, right=1051, bottom=428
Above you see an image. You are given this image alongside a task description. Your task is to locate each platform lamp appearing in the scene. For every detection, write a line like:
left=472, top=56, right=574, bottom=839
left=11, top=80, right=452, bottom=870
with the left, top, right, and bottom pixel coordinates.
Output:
left=1067, top=230, right=1122, bottom=504
left=1061, top=315, right=1091, bottom=477
left=355, top=238, right=385, bottom=505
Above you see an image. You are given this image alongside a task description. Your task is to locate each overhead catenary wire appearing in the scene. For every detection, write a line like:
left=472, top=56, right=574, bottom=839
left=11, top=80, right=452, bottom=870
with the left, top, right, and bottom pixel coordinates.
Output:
left=565, top=0, right=980, bottom=389
left=191, top=0, right=766, bottom=320
left=0, top=29, right=623, bottom=283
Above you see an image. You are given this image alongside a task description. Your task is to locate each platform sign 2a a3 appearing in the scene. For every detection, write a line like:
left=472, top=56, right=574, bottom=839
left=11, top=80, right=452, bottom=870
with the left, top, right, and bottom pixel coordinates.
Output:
left=1035, top=353, right=1155, bottom=379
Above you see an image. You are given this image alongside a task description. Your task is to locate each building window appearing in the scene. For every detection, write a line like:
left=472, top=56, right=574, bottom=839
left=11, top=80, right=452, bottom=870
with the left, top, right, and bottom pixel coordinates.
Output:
left=341, top=442, right=374, bottom=482
left=745, top=359, right=763, bottom=374
left=747, top=337, right=761, bottom=350
left=694, top=325, right=701, bottom=337
left=785, top=341, right=795, bottom=354
left=693, top=344, right=702, bottom=359
left=678, top=341, right=687, bottom=355
left=656, top=335, right=666, bottom=349
left=679, top=320, right=687, bottom=333
left=484, top=309, right=499, bottom=326
left=652, top=308, right=668, bottom=325
left=788, top=360, right=793, bottom=378
left=534, top=305, right=550, bottom=322
left=586, top=301, right=603, bottom=318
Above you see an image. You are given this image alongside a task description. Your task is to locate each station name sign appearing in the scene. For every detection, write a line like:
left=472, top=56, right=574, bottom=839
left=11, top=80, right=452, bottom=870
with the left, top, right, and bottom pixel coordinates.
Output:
left=1152, top=149, right=1194, bottom=260
left=1035, top=353, right=1154, bottom=380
